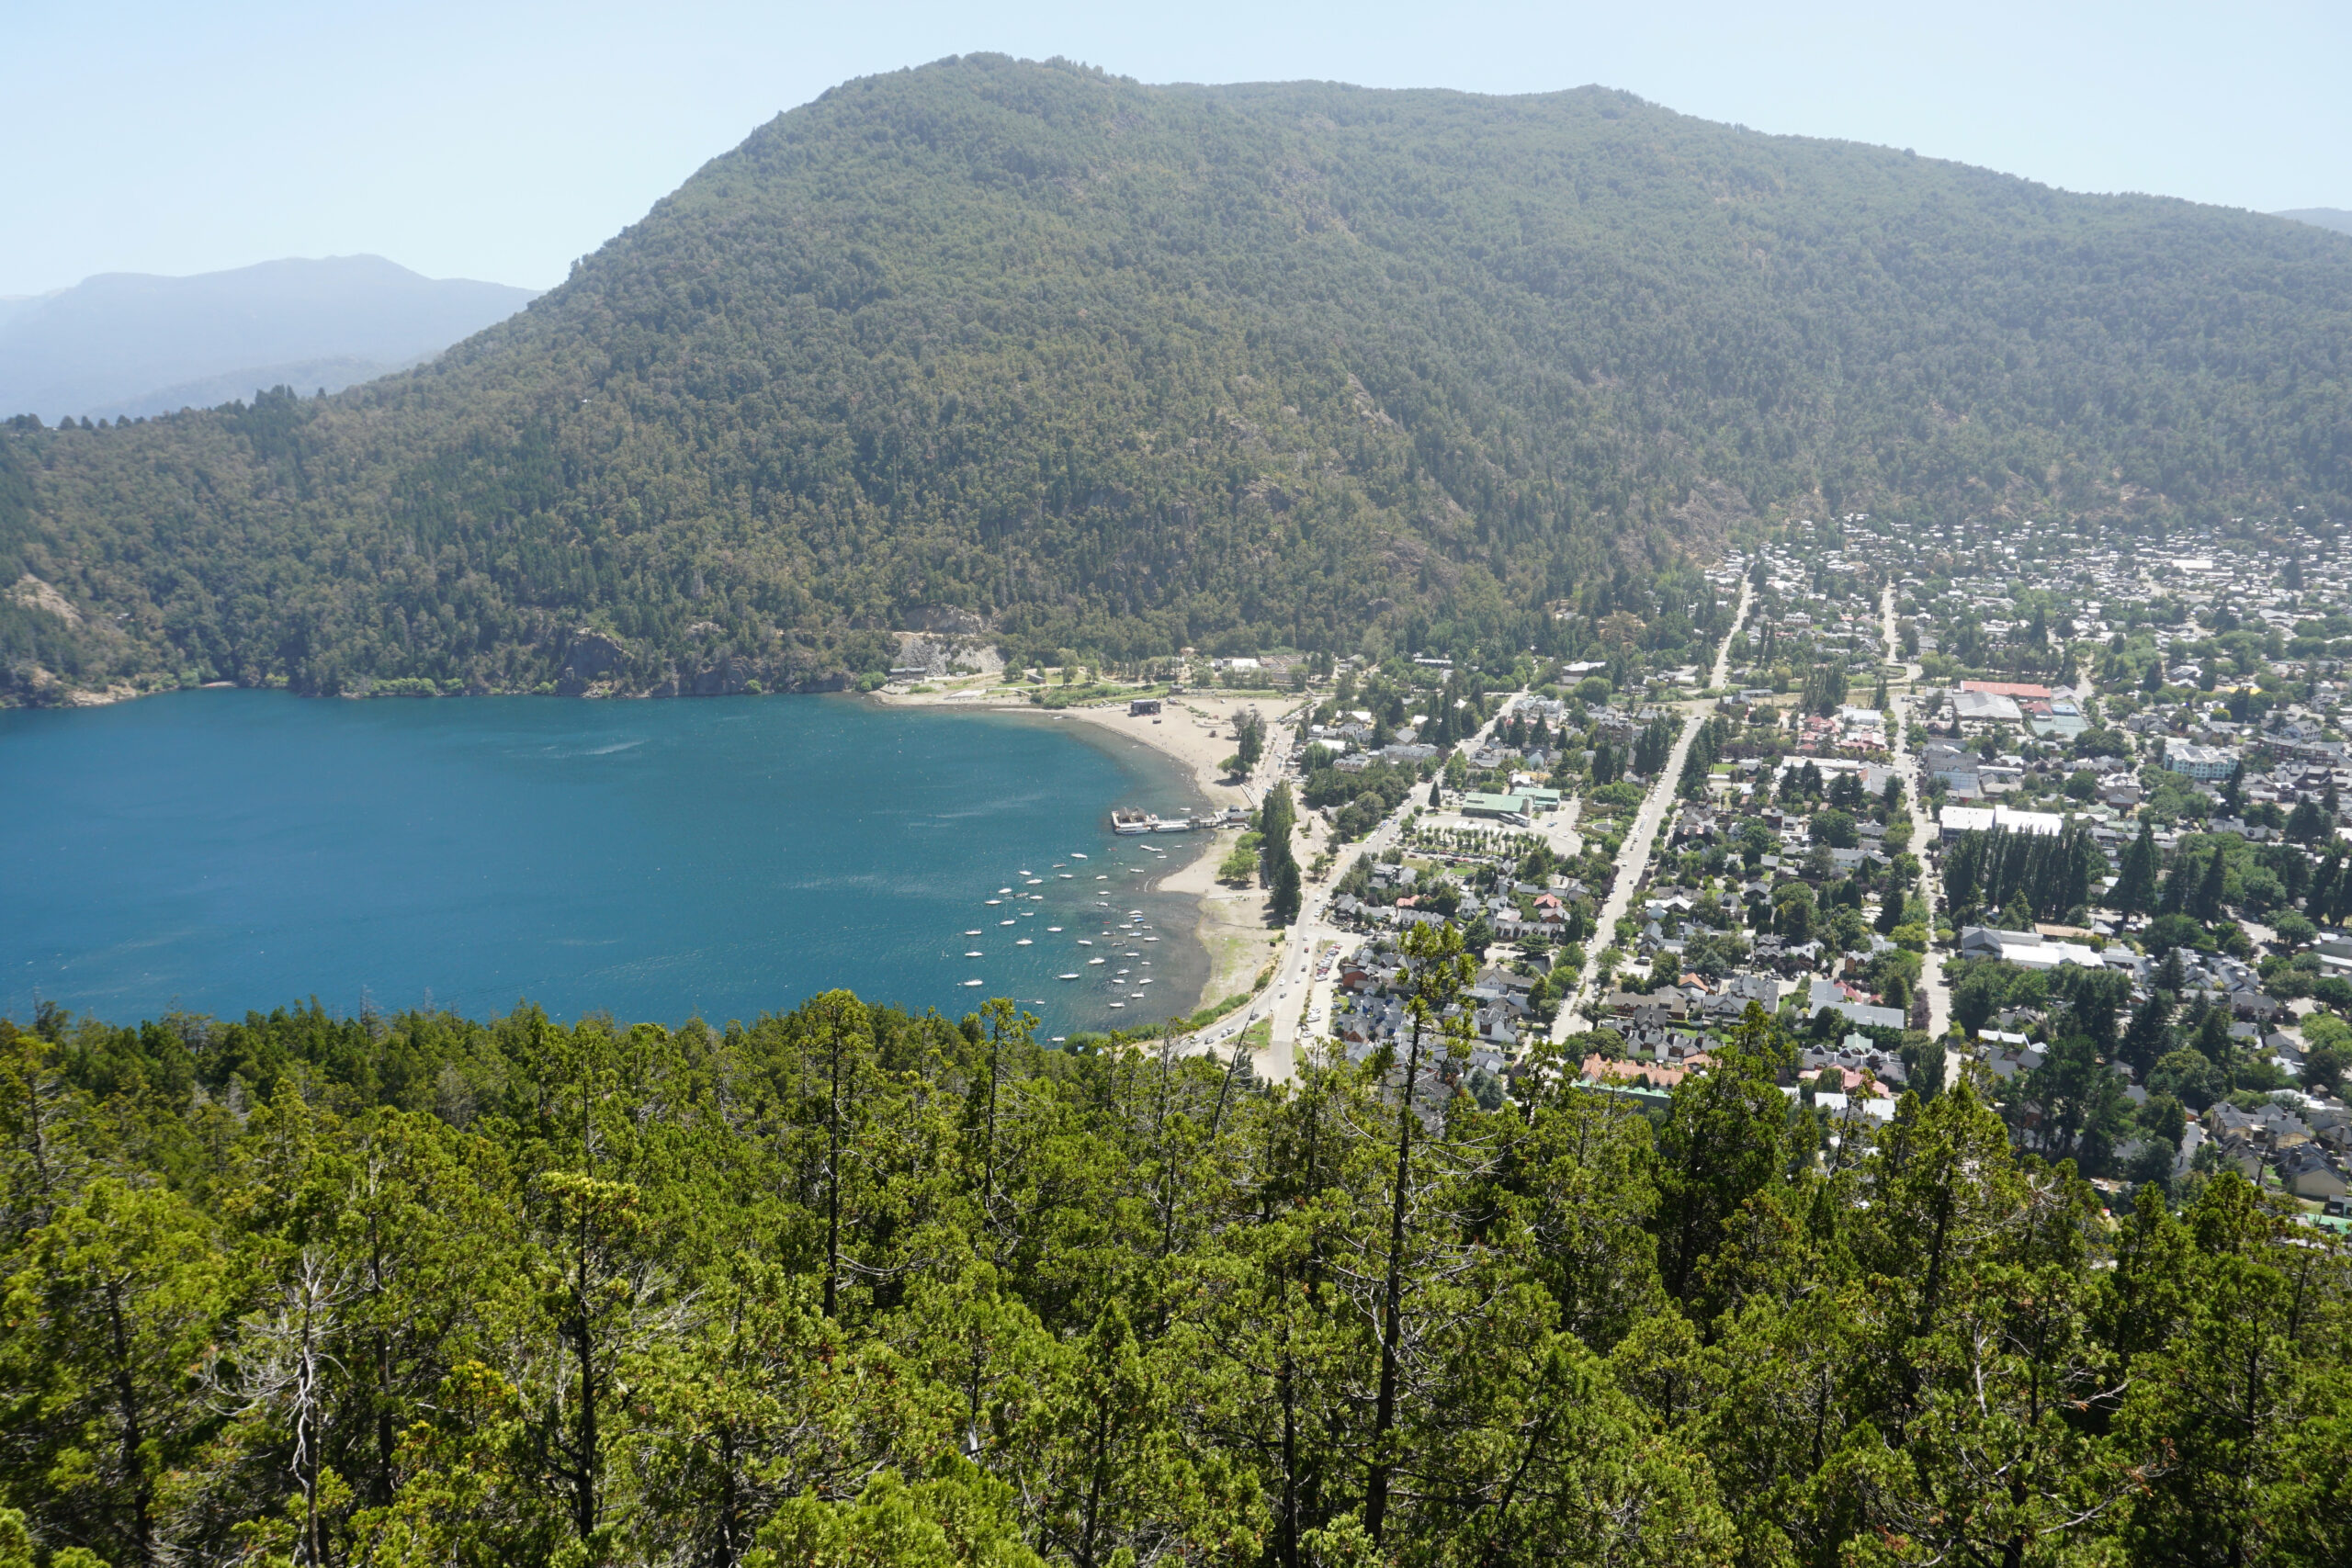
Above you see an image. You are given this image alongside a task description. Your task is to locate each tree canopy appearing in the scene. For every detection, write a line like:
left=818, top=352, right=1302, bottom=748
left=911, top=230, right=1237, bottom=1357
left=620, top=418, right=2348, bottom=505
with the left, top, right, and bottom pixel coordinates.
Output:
left=0, top=980, right=2342, bottom=1566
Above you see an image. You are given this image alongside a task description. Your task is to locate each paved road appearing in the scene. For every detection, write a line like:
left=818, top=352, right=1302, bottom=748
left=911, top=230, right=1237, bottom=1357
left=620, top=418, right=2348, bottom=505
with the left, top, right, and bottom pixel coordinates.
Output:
left=1194, top=696, right=1316, bottom=1077
left=1198, top=562, right=1758, bottom=1074
left=1550, top=571, right=1756, bottom=1041
left=1193, top=686, right=1528, bottom=1079
left=1881, top=583, right=1951, bottom=1041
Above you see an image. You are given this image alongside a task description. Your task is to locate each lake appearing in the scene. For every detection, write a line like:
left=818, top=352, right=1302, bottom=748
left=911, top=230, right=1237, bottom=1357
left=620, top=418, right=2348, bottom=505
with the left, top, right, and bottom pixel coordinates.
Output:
left=0, top=691, right=1207, bottom=1036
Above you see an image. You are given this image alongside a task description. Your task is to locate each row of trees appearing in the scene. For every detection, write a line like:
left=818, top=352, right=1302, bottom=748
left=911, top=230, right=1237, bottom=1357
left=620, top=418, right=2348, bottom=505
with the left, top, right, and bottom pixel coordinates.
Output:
left=1941, top=821, right=2102, bottom=926
left=0, top=924, right=2344, bottom=1566
left=1258, top=782, right=1304, bottom=925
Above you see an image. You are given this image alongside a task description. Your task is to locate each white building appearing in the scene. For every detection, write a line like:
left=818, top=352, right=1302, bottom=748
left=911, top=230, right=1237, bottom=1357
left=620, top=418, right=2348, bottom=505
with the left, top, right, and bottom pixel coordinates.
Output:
left=1939, top=805, right=2067, bottom=840
left=2165, top=740, right=2238, bottom=781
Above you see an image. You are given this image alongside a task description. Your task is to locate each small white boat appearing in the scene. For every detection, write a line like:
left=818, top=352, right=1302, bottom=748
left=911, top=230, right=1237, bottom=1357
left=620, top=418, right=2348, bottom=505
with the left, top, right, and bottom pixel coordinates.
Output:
left=1000, top=919, right=1016, bottom=926
left=1089, top=957, right=1106, bottom=965
left=962, top=979, right=984, bottom=987
left=1047, top=926, right=1064, bottom=932
left=1015, top=939, right=1033, bottom=947
left=1138, top=977, right=1154, bottom=985
left=1077, top=939, right=1092, bottom=945
left=1071, top=852, right=1087, bottom=859
left=1058, top=973, right=1080, bottom=981
left=1058, top=873, right=1073, bottom=879
left=966, top=950, right=983, bottom=957
left=1108, top=1002, right=1125, bottom=1009
left=1144, top=936, right=1159, bottom=942
left=984, top=899, right=1002, bottom=906
left=964, top=929, right=982, bottom=936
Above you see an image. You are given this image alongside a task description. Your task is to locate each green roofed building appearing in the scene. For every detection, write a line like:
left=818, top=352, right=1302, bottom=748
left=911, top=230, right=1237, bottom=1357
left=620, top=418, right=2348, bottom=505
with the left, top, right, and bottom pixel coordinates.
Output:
left=1463, top=792, right=1535, bottom=820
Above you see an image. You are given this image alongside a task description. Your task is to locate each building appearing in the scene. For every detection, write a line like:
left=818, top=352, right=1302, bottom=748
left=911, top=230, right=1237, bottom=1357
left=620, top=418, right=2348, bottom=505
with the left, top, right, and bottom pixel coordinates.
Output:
left=1939, top=805, right=2066, bottom=840
left=1959, top=926, right=2109, bottom=971
left=1128, top=697, right=1163, bottom=716
left=1462, top=792, right=1534, bottom=823
left=1953, top=689, right=2024, bottom=724
left=2165, top=740, right=2239, bottom=781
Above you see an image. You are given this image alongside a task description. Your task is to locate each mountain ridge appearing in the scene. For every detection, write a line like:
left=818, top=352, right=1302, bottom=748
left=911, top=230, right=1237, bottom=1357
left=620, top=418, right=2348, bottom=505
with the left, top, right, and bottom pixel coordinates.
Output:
left=2276, top=207, right=2352, bottom=237
left=5, top=56, right=2349, bottom=704
left=0, top=254, right=537, bottom=422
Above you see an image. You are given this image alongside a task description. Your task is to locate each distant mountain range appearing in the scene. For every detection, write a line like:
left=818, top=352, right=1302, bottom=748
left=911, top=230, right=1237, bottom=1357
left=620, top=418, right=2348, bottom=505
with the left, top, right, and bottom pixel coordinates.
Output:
left=0, top=256, right=538, bottom=422
left=2276, top=208, right=2352, bottom=237
left=5, top=57, right=2351, bottom=705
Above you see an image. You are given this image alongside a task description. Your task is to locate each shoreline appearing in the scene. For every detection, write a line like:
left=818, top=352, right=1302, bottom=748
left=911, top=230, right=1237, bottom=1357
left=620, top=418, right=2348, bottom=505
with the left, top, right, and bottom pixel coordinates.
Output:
left=17, top=680, right=1280, bottom=1035
left=872, top=683, right=1284, bottom=1024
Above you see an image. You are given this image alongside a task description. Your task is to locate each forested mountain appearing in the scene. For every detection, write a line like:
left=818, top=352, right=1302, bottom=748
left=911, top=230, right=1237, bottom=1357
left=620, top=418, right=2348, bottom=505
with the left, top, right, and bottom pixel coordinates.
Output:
left=6, top=55, right=2352, bottom=703
left=3, top=969, right=2344, bottom=1567
left=0, top=256, right=537, bottom=423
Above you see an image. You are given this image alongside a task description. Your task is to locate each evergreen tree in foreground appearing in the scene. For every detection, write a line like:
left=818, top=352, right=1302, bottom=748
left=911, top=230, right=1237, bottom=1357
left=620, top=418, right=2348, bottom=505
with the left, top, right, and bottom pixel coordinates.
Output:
left=0, top=956, right=2341, bottom=1567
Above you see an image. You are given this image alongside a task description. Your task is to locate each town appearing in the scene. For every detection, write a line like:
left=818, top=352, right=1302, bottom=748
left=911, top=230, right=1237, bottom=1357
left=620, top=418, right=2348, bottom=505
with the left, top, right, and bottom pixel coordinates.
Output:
left=1159, top=510, right=2352, bottom=1226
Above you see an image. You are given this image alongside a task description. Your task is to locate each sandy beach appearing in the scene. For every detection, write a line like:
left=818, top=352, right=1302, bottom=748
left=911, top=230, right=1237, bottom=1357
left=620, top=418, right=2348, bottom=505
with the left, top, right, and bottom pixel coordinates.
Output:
left=874, top=680, right=1272, bottom=801
left=873, top=681, right=1289, bottom=1021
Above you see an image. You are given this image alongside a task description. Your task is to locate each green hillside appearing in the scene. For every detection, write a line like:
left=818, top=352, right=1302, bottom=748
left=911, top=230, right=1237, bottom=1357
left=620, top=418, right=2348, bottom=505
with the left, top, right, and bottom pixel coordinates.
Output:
left=6, top=54, right=2351, bottom=702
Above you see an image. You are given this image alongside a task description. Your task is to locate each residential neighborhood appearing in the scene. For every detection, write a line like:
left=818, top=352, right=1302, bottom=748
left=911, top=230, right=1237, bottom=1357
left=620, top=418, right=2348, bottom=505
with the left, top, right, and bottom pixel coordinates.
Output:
left=1240, top=510, right=2352, bottom=1227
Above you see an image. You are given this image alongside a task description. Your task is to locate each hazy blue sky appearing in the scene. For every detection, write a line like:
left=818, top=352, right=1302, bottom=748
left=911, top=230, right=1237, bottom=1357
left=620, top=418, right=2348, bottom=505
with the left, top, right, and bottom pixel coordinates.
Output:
left=4, top=0, right=2345, bottom=296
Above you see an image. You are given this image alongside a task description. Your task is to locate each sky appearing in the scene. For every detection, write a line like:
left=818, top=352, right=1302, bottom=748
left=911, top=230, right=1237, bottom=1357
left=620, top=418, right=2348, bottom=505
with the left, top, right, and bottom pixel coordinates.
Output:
left=3, top=0, right=2346, bottom=297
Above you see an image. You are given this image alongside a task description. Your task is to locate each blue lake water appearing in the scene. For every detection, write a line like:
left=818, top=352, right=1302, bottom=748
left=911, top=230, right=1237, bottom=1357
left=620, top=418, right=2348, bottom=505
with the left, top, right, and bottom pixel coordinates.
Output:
left=0, top=691, right=1208, bottom=1035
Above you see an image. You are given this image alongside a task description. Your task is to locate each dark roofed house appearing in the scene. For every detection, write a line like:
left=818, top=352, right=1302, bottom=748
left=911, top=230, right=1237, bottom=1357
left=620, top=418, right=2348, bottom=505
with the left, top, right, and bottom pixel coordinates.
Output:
left=2278, top=1145, right=2349, bottom=1200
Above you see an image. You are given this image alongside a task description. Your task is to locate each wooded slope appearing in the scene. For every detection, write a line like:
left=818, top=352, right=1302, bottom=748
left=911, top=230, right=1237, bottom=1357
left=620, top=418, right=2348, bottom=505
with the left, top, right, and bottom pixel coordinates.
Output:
left=6, top=55, right=2348, bottom=699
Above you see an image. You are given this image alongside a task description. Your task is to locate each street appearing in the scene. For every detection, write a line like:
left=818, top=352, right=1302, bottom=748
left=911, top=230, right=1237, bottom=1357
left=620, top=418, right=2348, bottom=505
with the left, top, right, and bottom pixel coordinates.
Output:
left=1548, top=572, right=1756, bottom=1041
left=1881, top=582, right=1951, bottom=1042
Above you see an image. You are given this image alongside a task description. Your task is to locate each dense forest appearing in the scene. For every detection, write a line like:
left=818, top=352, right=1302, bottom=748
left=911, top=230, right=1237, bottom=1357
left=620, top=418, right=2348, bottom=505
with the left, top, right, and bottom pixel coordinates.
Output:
left=0, top=930, right=2344, bottom=1567
left=6, top=54, right=2352, bottom=702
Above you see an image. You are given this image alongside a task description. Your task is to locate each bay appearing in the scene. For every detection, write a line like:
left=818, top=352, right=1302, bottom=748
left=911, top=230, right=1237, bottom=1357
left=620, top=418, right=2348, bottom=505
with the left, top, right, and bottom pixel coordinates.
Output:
left=0, top=690, right=1208, bottom=1035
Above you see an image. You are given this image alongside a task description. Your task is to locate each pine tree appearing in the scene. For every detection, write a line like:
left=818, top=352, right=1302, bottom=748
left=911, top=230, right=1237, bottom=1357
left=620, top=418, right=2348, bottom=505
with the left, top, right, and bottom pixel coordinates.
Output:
left=2158, top=849, right=2194, bottom=916
left=1234, top=709, right=1267, bottom=773
left=2310, top=853, right=2344, bottom=923
left=6, top=1180, right=226, bottom=1565
left=1999, top=886, right=2036, bottom=932
left=2120, top=993, right=2173, bottom=1077
left=1651, top=1004, right=1791, bottom=1314
left=2192, top=846, right=2229, bottom=923
left=1360, top=919, right=1475, bottom=1542
left=1876, top=888, right=1908, bottom=934
left=2112, top=821, right=2158, bottom=917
